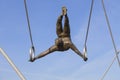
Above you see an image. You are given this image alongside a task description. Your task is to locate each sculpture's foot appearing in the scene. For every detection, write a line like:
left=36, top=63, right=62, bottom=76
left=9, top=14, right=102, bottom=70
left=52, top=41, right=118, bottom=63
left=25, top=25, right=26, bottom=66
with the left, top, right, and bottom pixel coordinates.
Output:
left=62, top=6, right=67, bottom=16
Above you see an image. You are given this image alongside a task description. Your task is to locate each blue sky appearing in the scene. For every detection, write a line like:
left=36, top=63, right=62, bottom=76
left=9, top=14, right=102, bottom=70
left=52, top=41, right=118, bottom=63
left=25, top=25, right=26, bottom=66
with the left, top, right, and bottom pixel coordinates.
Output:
left=0, top=0, right=120, bottom=80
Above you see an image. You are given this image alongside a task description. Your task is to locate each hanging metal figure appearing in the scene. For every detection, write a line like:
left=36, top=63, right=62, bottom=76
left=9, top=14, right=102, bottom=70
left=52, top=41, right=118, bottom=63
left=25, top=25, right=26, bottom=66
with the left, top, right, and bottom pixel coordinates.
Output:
left=29, top=7, right=88, bottom=62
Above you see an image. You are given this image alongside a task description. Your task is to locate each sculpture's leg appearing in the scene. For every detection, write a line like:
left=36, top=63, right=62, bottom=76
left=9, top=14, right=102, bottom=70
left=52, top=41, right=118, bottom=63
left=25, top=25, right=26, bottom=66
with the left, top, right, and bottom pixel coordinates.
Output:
left=56, top=15, right=63, bottom=37
left=30, top=45, right=58, bottom=62
left=70, top=43, right=88, bottom=61
left=62, top=6, right=67, bottom=16
left=63, top=14, right=70, bottom=37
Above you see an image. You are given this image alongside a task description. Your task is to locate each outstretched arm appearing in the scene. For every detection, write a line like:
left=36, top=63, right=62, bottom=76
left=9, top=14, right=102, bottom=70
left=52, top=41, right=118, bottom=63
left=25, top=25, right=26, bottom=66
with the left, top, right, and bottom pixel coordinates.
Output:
left=69, top=43, right=88, bottom=61
left=29, top=45, right=58, bottom=62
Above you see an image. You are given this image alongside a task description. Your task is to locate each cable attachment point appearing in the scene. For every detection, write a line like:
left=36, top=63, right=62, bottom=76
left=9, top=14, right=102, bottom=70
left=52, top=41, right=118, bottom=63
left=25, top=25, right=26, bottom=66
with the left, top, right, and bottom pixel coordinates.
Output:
left=29, top=46, right=35, bottom=62
left=83, top=45, right=88, bottom=61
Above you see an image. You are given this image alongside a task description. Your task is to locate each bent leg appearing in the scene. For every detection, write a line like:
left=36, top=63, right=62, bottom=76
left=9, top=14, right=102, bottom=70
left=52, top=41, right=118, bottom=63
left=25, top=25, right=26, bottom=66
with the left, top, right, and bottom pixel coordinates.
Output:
left=56, top=15, right=63, bottom=37
left=63, top=14, right=70, bottom=37
left=35, top=45, right=58, bottom=60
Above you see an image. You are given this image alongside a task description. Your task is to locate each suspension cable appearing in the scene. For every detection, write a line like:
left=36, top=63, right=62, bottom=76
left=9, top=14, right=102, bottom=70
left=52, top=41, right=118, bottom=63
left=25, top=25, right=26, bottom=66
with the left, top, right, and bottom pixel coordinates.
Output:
left=24, top=0, right=34, bottom=47
left=0, top=48, right=26, bottom=80
left=100, top=52, right=119, bottom=80
left=84, top=0, right=94, bottom=47
left=101, top=0, right=120, bottom=67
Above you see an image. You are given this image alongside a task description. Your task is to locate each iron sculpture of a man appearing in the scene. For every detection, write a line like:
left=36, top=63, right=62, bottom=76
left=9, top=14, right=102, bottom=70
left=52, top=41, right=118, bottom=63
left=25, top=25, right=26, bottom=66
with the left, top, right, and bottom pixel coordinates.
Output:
left=29, top=7, right=88, bottom=62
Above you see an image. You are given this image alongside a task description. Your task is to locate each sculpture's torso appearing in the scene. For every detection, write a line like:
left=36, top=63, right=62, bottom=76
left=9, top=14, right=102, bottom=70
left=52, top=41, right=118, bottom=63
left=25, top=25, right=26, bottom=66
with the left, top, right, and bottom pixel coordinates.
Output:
left=55, top=37, right=72, bottom=51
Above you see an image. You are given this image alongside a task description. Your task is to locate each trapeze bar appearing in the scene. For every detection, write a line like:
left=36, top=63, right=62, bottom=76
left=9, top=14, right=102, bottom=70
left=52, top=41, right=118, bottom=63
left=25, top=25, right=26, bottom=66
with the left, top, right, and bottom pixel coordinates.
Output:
left=0, top=48, right=26, bottom=80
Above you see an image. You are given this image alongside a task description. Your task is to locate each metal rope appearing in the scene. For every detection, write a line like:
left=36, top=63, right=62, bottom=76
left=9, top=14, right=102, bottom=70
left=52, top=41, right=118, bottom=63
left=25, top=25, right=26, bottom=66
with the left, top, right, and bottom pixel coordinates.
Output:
left=100, top=52, right=119, bottom=80
left=24, top=0, right=34, bottom=47
left=0, top=48, right=26, bottom=80
left=101, top=0, right=120, bottom=67
left=84, top=0, right=94, bottom=46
